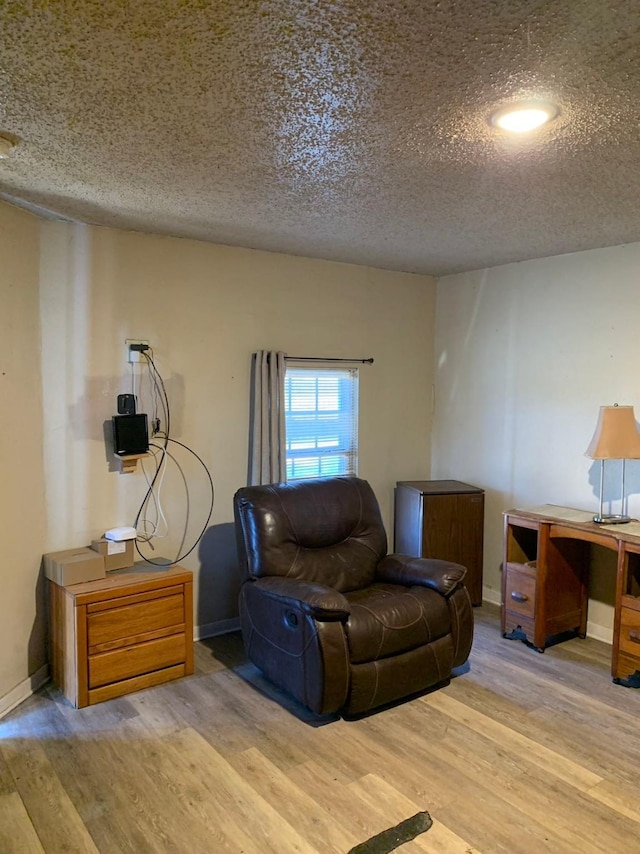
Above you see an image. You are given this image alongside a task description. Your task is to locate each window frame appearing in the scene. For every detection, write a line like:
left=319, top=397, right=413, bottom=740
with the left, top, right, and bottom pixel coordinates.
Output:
left=284, top=364, right=359, bottom=482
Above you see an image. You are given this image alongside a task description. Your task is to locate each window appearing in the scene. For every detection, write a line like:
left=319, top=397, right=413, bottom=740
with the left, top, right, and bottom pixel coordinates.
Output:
left=284, top=367, right=359, bottom=481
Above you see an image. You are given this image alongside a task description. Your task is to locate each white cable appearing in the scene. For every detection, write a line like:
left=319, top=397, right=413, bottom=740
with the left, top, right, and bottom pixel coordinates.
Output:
left=146, top=351, right=155, bottom=424
left=135, top=444, right=196, bottom=566
left=133, top=363, right=137, bottom=407
left=142, top=445, right=169, bottom=538
left=137, top=445, right=170, bottom=541
left=136, top=452, right=158, bottom=541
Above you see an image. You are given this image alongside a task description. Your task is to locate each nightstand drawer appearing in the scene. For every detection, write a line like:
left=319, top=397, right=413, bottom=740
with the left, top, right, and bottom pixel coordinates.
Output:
left=88, top=592, right=185, bottom=651
left=619, top=607, right=640, bottom=659
left=504, top=565, right=536, bottom=618
left=89, top=633, right=186, bottom=688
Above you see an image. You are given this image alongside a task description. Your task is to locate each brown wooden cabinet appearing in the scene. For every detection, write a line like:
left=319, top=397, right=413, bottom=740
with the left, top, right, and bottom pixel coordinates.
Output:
left=49, top=564, right=194, bottom=708
left=394, top=480, right=484, bottom=605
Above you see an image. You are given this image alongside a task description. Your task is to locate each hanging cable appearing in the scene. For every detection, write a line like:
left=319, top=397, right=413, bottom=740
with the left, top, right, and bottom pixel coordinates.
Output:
left=133, top=438, right=166, bottom=537
left=130, top=360, right=136, bottom=402
left=138, top=444, right=170, bottom=541
left=132, top=349, right=170, bottom=537
left=144, top=349, right=170, bottom=438
left=135, top=438, right=214, bottom=568
left=131, top=351, right=214, bottom=568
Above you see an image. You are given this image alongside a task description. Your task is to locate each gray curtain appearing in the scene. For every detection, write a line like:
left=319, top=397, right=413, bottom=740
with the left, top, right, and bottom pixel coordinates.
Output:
left=248, top=350, right=287, bottom=485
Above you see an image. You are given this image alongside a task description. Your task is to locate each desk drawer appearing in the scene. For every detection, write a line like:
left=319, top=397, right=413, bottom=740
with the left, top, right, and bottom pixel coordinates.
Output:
left=88, top=592, right=185, bottom=651
left=619, top=607, right=640, bottom=660
left=89, top=633, right=186, bottom=688
left=504, top=565, right=536, bottom=618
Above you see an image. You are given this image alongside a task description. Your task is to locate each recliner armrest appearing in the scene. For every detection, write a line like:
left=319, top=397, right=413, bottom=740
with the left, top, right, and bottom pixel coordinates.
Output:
left=376, top=554, right=467, bottom=597
left=249, top=577, right=351, bottom=621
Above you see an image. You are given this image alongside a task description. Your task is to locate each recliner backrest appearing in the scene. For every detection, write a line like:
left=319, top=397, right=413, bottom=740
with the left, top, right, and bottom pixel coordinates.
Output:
left=234, top=476, right=387, bottom=592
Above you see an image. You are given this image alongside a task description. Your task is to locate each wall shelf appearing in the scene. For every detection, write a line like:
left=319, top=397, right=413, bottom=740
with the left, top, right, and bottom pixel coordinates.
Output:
left=115, top=453, right=149, bottom=474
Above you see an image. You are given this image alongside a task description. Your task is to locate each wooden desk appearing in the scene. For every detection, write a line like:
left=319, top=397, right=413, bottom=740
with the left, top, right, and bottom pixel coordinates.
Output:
left=502, top=505, right=640, bottom=686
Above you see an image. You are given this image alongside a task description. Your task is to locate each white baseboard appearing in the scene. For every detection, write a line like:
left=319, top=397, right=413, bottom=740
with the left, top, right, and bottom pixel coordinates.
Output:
left=198, top=605, right=615, bottom=647
left=0, top=607, right=613, bottom=720
left=195, top=617, right=240, bottom=641
left=482, top=586, right=501, bottom=606
left=0, top=622, right=240, bottom=719
left=0, top=664, right=50, bottom=721
left=586, top=621, right=613, bottom=645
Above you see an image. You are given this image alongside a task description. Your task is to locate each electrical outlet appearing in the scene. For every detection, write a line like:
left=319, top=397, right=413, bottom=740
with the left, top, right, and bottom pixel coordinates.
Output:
left=126, top=339, right=150, bottom=364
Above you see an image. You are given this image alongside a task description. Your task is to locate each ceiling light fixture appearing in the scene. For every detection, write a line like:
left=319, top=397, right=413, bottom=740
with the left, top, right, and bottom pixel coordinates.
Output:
left=0, top=134, right=17, bottom=158
left=490, top=101, right=558, bottom=134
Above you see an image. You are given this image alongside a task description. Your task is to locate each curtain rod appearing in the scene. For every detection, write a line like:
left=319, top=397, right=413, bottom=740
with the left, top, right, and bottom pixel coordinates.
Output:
left=284, top=356, right=374, bottom=364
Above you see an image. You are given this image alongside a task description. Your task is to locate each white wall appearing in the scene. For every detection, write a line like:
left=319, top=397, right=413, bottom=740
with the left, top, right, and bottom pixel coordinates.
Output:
left=38, top=221, right=436, bottom=644
left=0, top=202, right=48, bottom=714
left=432, top=242, right=640, bottom=638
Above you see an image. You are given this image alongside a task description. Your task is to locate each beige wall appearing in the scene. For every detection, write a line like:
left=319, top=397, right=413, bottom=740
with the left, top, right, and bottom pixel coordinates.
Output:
left=432, top=242, right=640, bottom=639
left=1, top=212, right=436, bottom=706
left=0, top=202, right=47, bottom=706
left=34, top=221, right=436, bottom=650
left=6, top=194, right=638, bottom=706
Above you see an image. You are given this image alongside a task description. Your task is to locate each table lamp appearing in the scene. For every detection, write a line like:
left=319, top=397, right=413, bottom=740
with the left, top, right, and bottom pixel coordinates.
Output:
left=585, top=404, right=640, bottom=524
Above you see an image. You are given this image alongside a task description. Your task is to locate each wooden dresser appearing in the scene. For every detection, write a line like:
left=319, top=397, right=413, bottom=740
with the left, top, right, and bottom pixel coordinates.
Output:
left=49, top=564, right=194, bottom=708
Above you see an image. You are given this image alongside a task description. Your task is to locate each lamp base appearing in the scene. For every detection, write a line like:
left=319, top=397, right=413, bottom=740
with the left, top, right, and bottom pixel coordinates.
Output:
left=593, top=513, right=632, bottom=525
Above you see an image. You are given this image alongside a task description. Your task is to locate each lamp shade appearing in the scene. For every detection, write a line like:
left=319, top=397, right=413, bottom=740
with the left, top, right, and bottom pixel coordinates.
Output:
left=585, top=405, right=640, bottom=459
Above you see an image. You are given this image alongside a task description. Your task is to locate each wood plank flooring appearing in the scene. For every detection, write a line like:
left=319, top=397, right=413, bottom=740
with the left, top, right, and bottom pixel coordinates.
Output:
left=1, top=603, right=638, bottom=853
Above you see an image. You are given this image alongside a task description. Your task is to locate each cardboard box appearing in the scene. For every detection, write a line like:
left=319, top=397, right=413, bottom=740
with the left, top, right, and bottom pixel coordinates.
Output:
left=44, top=547, right=106, bottom=587
left=90, top=537, right=135, bottom=571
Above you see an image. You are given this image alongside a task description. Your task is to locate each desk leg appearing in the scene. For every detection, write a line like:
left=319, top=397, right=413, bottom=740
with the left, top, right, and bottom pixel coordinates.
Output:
left=613, top=671, right=640, bottom=688
left=503, top=626, right=545, bottom=653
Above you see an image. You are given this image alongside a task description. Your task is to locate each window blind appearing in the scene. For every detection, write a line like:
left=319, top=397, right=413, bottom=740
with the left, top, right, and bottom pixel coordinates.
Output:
left=284, top=367, right=359, bottom=481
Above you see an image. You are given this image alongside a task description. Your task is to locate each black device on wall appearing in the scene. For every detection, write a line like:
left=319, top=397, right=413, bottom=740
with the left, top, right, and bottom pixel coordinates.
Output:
left=117, top=393, right=137, bottom=415
left=113, top=413, right=149, bottom=455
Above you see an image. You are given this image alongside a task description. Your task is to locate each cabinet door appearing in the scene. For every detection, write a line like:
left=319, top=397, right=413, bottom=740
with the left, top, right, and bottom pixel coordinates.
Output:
left=422, top=493, right=484, bottom=605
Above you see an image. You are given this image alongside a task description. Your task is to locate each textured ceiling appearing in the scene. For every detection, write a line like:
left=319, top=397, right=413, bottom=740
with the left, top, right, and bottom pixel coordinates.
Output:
left=1, top=1, right=639, bottom=276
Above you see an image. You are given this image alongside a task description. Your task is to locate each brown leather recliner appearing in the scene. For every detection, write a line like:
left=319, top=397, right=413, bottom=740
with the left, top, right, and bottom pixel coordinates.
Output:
left=233, top=476, right=473, bottom=716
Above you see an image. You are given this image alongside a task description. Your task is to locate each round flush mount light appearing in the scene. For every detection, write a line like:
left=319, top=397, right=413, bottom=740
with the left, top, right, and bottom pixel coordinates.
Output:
left=0, top=134, right=17, bottom=158
left=490, top=101, right=559, bottom=134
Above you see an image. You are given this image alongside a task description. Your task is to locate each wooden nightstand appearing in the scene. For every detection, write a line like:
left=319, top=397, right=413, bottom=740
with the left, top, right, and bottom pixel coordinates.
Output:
left=49, top=564, right=194, bottom=708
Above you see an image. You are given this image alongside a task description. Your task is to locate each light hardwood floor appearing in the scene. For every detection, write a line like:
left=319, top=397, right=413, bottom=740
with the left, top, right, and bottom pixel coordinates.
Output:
left=1, top=603, right=639, bottom=853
